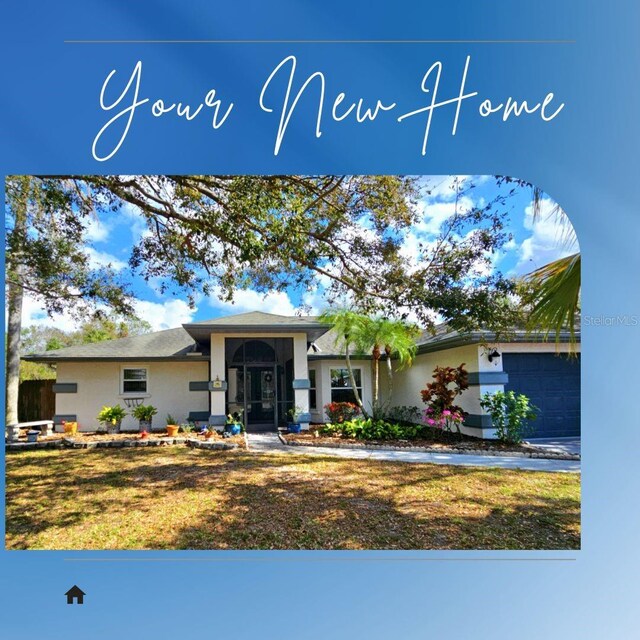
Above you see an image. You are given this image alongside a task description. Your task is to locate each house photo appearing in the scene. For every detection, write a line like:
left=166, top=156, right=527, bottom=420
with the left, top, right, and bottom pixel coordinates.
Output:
left=24, top=310, right=580, bottom=440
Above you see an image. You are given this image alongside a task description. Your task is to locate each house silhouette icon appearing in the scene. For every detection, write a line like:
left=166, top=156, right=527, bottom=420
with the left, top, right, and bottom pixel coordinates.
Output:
left=65, top=585, right=85, bottom=605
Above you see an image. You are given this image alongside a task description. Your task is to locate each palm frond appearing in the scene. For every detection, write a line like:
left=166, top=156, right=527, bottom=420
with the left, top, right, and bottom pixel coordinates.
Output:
left=523, top=252, right=581, bottom=346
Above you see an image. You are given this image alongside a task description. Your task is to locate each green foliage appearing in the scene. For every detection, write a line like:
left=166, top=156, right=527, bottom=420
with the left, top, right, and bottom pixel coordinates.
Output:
left=97, top=404, right=127, bottom=426
left=383, top=405, right=422, bottom=424
left=166, top=414, right=179, bottom=425
left=72, top=175, right=520, bottom=332
left=19, top=360, right=56, bottom=381
left=480, top=390, right=538, bottom=444
left=179, top=422, right=196, bottom=434
left=5, top=176, right=135, bottom=319
left=320, top=418, right=424, bottom=441
left=131, top=404, right=158, bottom=421
left=521, top=253, right=580, bottom=346
left=286, top=405, right=305, bottom=421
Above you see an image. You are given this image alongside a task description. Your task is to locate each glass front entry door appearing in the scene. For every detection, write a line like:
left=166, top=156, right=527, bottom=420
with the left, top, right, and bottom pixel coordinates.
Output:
left=245, top=366, right=276, bottom=430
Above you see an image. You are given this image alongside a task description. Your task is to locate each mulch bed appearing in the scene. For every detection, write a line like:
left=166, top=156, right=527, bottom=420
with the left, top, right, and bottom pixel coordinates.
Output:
left=281, top=428, right=579, bottom=460
left=11, top=430, right=247, bottom=449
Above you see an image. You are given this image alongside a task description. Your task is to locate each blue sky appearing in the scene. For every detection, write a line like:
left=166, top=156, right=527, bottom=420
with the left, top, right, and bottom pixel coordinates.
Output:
left=21, top=175, right=577, bottom=332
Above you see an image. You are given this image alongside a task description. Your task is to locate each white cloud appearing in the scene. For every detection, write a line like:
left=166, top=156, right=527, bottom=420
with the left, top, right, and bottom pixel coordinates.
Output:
left=20, top=294, right=81, bottom=332
left=132, top=298, right=196, bottom=331
left=19, top=293, right=196, bottom=334
left=207, top=288, right=298, bottom=317
left=84, top=247, right=128, bottom=271
left=83, top=216, right=111, bottom=243
left=514, top=198, right=579, bottom=274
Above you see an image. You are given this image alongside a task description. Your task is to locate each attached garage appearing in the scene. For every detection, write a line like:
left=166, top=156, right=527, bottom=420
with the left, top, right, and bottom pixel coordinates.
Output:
left=502, top=352, right=580, bottom=438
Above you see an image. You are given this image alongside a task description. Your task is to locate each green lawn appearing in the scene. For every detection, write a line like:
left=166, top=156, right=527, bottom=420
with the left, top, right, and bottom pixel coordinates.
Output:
left=5, top=448, right=580, bottom=550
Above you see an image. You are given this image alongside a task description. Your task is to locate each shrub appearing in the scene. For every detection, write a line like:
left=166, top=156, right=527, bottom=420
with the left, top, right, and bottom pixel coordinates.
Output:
left=319, top=417, right=423, bottom=441
left=97, top=405, right=127, bottom=427
left=324, top=402, right=361, bottom=423
left=420, top=364, right=469, bottom=414
left=132, top=404, right=158, bottom=422
left=423, top=407, right=465, bottom=435
left=383, top=405, right=422, bottom=424
left=480, top=390, right=538, bottom=444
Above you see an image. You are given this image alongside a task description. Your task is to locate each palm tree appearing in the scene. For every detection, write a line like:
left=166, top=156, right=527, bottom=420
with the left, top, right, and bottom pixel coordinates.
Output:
left=522, top=187, right=580, bottom=345
left=354, top=316, right=421, bottom=415
left=318, top=308, right=368, bottom=415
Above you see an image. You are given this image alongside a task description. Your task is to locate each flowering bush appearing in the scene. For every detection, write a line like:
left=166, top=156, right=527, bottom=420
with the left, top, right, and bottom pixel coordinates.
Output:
left=324, top=402, right=361, bottom=424
left=423, top=406, right=465, bottom=433
left=420, top=364, right=468, bottom=414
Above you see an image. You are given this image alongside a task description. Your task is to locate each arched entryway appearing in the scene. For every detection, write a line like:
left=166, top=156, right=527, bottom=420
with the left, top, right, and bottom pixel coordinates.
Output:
left=225, top=338, right=294, bottom=431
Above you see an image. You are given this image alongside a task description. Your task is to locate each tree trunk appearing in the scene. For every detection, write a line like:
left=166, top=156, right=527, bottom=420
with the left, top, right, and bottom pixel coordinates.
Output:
left=344, top=341, right=366, bottom=417
left=373, top=356, right=379, bottom=412
left=385, top=352, right=393, bottom=399
left=5, top=267, right=24, bottom=440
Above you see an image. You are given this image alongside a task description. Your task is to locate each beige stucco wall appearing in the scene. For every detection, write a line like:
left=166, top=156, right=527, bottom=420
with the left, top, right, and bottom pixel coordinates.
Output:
left=55, top=360, right=209, bottom=431
left=382, top=344, right=482, bottom=414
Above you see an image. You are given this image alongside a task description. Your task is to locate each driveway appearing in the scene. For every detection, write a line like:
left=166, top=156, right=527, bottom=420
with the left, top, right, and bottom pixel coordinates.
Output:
left=525, top=437, right=581, bottom=456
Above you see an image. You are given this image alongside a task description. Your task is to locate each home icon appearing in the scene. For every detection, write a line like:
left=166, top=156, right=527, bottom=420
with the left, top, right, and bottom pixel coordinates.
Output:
left=65, top=585, right=85, bottom=605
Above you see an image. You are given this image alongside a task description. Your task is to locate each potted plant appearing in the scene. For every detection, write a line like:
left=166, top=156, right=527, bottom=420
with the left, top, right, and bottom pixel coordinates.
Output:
left=132, top=404, right=158, bottom=432
left=287, top=406, right=305, bottom=433
left=203, top=427, right=215, bottom=440
left=61, top=420, right=78, bottom=436
left=166, top=414, right=180, bottom=437
left=97, top=405, right=127, bottom=434
left=224, top=411, right=243, bottom=436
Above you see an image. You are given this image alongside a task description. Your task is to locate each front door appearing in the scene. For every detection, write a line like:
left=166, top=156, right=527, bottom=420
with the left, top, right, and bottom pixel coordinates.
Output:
left=245, top=366, right=276, bottom=431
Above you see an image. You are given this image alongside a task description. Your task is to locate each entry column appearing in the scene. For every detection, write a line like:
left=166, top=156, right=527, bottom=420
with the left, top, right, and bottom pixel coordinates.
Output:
left=292, top=333, right=311, bottom=429
left=209, top=334, right=227, bottom=427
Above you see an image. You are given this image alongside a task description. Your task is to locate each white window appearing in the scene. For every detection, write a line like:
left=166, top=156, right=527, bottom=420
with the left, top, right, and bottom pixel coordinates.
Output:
left=122, top=367, right=148, bottom=394
left=330, top=368, right=362, bottom=404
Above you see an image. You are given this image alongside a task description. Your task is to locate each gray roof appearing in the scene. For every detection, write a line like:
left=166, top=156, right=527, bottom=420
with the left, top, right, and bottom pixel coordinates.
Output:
left=183, top=311, right=331, bottom=342
left=22, top=327, right=203, bottom=362
left=22, top=312, right=581, bottom=363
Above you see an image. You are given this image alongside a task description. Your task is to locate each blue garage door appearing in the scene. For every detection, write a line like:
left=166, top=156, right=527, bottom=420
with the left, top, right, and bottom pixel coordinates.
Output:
left=502, top=352, right=580, bottom=438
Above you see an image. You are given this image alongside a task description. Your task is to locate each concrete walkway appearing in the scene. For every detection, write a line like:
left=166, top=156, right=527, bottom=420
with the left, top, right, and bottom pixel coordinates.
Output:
left=246, top=433, right=580, bottom=473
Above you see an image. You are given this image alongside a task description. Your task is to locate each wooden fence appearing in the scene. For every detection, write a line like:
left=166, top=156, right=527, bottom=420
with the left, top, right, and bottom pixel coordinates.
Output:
left=18, top=379, right=56, bottom=422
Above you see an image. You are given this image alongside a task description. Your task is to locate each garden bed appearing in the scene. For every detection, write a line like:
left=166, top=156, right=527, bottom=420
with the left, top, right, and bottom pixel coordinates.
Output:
left=6, top=430, right=247, bottom=451
left=281, top=427, right=579, bottom=460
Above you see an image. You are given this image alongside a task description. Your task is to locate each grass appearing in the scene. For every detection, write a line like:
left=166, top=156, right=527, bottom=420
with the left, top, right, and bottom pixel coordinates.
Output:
left=5, top=448, right=580, bottom=550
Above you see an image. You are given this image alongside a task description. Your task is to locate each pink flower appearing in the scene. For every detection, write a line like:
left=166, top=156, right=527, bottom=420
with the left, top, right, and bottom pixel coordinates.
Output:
left=442, top=410, right=451, bottom=416
left=427, top=419, right=436, bottom=425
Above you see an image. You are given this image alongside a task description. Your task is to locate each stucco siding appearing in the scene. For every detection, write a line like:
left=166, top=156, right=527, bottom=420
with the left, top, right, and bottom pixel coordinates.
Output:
left=55, top=361, right=209, bottom=431
left=383, top=344, right=481, bottom=413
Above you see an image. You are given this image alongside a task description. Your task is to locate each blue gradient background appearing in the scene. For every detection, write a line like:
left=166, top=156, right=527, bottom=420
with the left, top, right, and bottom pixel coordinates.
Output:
left=2, top=1, right=639, bottom=638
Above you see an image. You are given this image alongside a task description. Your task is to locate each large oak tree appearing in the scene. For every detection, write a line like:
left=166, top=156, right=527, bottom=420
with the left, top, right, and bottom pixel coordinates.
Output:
left=5, top=175, right=521, bottom=429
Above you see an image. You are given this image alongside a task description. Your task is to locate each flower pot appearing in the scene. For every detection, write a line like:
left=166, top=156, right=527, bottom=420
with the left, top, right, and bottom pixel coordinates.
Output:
left=204, top=431, right=214, bottom=440
left=225, top=423, right=242, bottom=436
left=139, top=419, right=152, bottom=432
left=27, top=430, right=40, bottom=443
left=288, top=423, right=302, bottom=434
left=106, top=421, right=121, bottom=435
left=140, top=431, right=149, bottom=440
left=166, top=425, right=179, bottom=437
left=63, top=421, right=78, bottom=435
